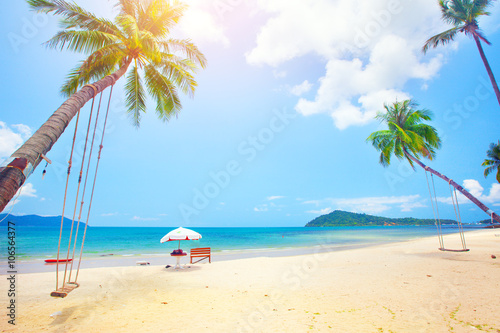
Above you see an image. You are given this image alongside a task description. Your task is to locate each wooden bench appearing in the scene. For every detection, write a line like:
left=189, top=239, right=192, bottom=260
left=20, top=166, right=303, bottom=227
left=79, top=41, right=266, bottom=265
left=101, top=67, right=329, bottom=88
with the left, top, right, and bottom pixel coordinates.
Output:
left=190, top=247, right=211, bottom=264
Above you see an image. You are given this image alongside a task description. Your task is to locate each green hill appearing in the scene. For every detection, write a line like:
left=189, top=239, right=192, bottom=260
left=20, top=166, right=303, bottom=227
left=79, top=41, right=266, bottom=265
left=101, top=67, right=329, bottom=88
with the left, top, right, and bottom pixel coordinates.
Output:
left=0, top=214, right=84, bottom=228
left=305, top=210, right=457, bottom=227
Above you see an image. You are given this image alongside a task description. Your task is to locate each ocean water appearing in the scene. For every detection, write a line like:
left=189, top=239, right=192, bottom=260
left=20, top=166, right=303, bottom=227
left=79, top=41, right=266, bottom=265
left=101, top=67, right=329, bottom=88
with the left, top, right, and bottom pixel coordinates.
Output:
left=1, top=224, right=476, bottom=262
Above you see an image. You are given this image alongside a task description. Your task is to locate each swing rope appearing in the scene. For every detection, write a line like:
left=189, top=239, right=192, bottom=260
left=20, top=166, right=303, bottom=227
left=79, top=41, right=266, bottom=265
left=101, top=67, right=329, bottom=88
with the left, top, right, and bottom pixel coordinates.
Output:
left=52, top=81, right=115, bottom=297
left=55, top=106, right=83, bottom=293
left=425, top=168, right=444, bottom=249
left=68, top=89, right=105, bottom=282
left=448, top=182, right=468, bottom=251
left=60, top=88, right=100, bottom=292
left=75, top=82, right=115, bottom=284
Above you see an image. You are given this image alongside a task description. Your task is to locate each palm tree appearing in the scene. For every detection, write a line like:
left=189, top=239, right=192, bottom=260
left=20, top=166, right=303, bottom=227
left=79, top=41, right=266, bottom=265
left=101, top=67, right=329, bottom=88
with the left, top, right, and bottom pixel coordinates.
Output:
left=482, top=140, right=500, bottom=182
left=367, top=99, right=500, bottom=223
left=0, top=0, right=206, bottom=212
left=422, top=0, right=500, bottom=107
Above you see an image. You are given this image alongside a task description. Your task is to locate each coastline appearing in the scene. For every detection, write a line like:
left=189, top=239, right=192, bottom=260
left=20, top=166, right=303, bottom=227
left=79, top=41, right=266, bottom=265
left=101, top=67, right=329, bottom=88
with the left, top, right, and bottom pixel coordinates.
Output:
left=3, top=241, right=389, bottom=274
left=2, top=225, right=481, bottom=274
left=2, top=228, right=499, bottom=332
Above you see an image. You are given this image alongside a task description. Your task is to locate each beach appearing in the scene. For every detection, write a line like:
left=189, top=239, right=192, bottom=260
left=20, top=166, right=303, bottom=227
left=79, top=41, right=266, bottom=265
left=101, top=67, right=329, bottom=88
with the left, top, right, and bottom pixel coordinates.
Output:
left=2, top=229, right=499, bottom=332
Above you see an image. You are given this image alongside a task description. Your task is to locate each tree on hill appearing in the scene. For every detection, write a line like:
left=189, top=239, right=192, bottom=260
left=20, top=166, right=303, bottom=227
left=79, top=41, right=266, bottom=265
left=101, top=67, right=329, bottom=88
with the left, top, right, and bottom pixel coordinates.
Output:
left=366, top=99, right=499, bottom=223
left=305, top=210, right=457, bottom=227
left=0, top=0, right=206, bottom=212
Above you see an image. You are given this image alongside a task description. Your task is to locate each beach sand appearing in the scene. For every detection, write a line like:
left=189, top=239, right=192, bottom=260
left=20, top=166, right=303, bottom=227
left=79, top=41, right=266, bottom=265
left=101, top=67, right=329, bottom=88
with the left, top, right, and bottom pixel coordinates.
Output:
left=2, top=229, right=499, bottom=332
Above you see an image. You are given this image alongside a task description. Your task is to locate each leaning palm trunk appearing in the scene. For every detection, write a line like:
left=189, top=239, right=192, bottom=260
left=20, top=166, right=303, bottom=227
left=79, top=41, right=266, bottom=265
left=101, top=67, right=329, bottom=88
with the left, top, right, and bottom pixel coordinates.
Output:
left=473, top=35, right=500, bottom=107
left=0, top=60, right=131, bottom=212
left=405, top=152, right=500, bottom=224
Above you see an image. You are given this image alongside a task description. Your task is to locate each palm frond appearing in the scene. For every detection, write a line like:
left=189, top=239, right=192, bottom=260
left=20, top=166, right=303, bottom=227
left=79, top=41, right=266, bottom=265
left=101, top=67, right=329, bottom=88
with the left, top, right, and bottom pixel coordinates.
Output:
left=45, top=30, right=119, bottom=53
left=138, top=31, right=161, bottom=65
left=482, top=163, right=496, bottom=177
left=393, top=139, right=405, bottom=161
left=422, top=26, right=461, bottom=53
left=60, top=61, right=84, bottom=97
left=115, top=0, right=138, bottom=17
left=471, top=0, right=493, bottom=17
left=388, top=121, right=413, bottom=145
left=159, top=59, right=197, bottom=97
left=473, top=28, right=492, bottom=45
left=116, top=14, right=139, bottom=44
left=366, top=130, right=395, bottom=167
left=406, top=108, right=432, bottom=125
left=366, top=130, right=392, bottom=147
left=440, top=0, right=468, bottom=24
left=140, top=0, right=187, bottom=38
left=59, top=43, right=125, bottom=96
left=27, top=0, right=119, bottom=35
left=144, top=64, right=182, bottom=121
left=124, top=63, right=146, bottom=127
left=160, top=39, right=208, bottom=69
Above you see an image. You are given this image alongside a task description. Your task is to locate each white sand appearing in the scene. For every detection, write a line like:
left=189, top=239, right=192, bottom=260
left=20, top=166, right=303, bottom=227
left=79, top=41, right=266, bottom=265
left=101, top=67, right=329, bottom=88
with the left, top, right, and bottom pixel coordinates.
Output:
left=1, top=229, right=499, bottom=332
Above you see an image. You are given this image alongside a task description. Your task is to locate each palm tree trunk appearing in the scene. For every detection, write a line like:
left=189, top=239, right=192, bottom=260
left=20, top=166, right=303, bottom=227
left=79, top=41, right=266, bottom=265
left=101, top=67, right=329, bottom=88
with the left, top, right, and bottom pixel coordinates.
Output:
left=405, top=152, right=500, bottom=224
left=0, top=60, right=131, bottom=212
left=473, top=35, right=500, bottom=107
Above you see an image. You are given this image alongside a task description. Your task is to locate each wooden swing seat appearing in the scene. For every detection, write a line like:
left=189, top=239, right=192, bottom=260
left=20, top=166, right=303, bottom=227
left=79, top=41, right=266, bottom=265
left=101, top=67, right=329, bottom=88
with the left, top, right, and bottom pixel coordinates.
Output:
left=50, top=282, right=80, bottom=298
left=439, top=248, right=470, bottom=252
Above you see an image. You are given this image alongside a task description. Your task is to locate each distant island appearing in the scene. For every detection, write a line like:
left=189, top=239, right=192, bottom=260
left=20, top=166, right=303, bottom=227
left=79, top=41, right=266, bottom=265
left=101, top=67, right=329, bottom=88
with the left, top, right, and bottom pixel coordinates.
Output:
left=0, top=214, right=84, bottom=228
left=305, top=210, right=458, bottom=227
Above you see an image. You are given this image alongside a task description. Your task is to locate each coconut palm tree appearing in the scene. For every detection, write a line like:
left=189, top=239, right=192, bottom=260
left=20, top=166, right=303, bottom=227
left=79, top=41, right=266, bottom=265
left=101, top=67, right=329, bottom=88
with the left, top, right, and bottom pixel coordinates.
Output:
left=482, top=140, right=500, bottom=182
left=0, top=0, right=206, bottom=212
left=367, top=99, right=500, bottom=223
left=422, top=0, right=500, bottom=107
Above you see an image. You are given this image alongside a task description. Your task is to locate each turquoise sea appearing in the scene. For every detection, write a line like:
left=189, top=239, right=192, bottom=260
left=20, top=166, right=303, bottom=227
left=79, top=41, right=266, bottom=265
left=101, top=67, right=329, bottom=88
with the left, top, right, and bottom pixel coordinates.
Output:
left=2, top=225, right=478, bottom=266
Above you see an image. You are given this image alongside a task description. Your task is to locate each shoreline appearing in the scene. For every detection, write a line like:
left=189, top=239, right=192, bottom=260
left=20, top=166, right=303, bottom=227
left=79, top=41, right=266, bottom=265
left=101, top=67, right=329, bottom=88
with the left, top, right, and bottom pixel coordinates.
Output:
left=1, top=228, right=473, bottom=274
left=2, top=229, right=499, bottom=332
left=0, top=228, right=484, bottom=276
left=1, top=240, right=391, bottom=274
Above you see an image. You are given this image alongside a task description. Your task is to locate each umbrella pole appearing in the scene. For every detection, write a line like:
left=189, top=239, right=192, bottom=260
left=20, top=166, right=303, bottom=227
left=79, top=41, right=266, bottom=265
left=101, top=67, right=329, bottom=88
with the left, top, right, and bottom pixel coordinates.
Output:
left=178, top=240, right=180, bottom=249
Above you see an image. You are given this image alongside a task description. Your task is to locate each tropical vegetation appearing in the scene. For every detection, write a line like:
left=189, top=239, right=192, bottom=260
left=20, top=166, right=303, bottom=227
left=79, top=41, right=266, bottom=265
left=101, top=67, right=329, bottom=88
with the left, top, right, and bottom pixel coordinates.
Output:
left=482, top=140, right=500, bottom=182
left=305, top=210, right=457, bottom=227
left=0, top=0, right=206, bottom=212
left=367, top=99, right=500, bottom=223
left=422, top=0, right=500, bottom=107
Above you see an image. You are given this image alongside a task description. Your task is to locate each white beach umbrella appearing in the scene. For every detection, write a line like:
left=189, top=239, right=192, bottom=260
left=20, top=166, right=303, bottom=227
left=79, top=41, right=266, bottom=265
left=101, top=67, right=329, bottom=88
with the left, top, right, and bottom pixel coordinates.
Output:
left=160, top=227, right=202, bottom=249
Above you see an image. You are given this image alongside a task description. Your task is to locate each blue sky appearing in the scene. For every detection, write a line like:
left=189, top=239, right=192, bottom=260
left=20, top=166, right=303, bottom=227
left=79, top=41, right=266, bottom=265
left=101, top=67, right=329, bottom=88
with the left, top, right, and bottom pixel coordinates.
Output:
left=1, top=0, right=499, bottom=227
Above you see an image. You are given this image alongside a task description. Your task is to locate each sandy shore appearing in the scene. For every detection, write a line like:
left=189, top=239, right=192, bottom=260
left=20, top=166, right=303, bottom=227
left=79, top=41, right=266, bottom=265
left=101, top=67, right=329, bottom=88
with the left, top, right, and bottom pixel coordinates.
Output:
left=2, top=229, right=499, bottom=332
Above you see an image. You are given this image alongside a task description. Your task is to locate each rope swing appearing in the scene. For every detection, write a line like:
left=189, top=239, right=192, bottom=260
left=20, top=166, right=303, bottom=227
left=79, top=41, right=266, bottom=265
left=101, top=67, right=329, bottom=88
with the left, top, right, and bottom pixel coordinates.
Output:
left=424, top=168, right=469, bottom=253
left=51, top=80, right=115, bottom=298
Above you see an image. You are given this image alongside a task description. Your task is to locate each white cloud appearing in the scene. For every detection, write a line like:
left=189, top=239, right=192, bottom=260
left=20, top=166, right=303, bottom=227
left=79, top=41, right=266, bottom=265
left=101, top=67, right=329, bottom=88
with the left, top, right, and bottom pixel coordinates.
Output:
left=255, top=199, right=285, bottom=211
left=290, top=80, right=313, bottom=96
left=246, top=0, right=446, bottom=129
left=175, top=0, right=229, bottom=46
left=0, top=122, right=32, bottom=160
left=131, top=216, right=160, bottom=221
left=307, top=207, right=333, bottom=215
left=254, top=204, right=269, bottom=212
left=273, top=69, right=287, bottom=78
left=3, top=182, right=37, bottom=211
left=303, top=194, right=425, bottom=215
left=101, top=212, right=119, bottom=217
left=18, top=183, right=37, bottom=198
